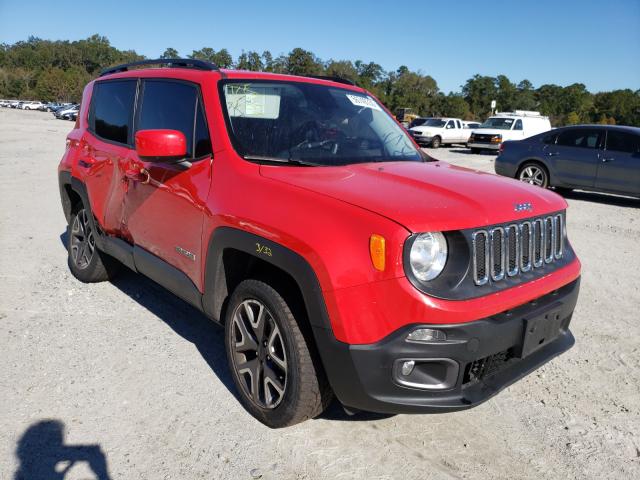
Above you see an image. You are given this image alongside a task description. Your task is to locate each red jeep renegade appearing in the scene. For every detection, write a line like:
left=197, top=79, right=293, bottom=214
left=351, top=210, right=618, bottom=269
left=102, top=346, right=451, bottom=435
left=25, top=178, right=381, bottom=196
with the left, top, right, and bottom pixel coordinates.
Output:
left=58, top=59, right=581, bottom=427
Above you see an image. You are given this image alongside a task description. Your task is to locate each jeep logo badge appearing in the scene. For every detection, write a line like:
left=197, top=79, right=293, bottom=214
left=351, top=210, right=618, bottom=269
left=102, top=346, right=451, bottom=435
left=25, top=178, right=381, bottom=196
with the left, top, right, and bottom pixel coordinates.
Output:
left=514, top=202, right=533, bottom=212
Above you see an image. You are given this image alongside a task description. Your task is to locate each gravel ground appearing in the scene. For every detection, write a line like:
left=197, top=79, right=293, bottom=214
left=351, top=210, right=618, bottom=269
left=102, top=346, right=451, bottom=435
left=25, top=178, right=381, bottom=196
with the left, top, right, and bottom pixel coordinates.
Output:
left=1, top=107, right=639, bottom=480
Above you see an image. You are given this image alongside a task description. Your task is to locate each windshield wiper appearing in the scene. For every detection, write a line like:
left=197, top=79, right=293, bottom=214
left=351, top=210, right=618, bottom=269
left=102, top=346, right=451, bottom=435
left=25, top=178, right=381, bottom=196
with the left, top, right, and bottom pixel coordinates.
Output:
left=244, top=155, right=320, bottom=167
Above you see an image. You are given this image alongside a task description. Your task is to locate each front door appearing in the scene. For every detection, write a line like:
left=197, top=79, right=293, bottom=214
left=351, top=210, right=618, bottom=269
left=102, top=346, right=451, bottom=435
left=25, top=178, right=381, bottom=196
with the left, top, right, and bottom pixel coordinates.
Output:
left=547, top=127, right=604, bottom=188
left=121, top=79, right=213, bottom=288
left=596, top=129, right=640, bottom=196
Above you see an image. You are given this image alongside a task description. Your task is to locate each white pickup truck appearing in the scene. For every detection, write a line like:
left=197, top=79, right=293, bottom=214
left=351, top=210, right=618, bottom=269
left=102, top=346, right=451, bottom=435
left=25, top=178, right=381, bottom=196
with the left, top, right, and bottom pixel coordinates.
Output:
left=408, top=118, right=471, bottom=148
left=467, top=111, right=551, bottom=153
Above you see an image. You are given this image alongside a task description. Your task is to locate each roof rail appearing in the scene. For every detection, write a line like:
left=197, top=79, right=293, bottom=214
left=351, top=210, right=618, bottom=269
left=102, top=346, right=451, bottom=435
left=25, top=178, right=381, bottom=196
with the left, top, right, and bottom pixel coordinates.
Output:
left=307, top=75, right=356, bottom=86
left=100, top=58, right=219, bottom=77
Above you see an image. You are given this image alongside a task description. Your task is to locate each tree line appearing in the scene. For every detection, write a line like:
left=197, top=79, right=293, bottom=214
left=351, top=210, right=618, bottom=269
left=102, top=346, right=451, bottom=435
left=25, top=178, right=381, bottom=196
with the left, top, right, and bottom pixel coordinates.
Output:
left=1, top=35, right=638, bottom=126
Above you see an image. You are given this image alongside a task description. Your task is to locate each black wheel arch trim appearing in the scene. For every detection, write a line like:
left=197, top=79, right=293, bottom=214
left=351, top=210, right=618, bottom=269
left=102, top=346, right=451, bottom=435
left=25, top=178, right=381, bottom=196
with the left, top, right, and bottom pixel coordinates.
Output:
left=202, top=227, right=332, bottom=331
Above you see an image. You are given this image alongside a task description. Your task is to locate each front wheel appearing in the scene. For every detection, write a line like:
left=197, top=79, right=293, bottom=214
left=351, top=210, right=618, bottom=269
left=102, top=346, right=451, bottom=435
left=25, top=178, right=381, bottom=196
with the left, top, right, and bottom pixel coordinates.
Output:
left=225, top=279, right=331, bottom=427
left=431, top=136, right=441, bottom=149
left=518, top=162, right=549, bottom=188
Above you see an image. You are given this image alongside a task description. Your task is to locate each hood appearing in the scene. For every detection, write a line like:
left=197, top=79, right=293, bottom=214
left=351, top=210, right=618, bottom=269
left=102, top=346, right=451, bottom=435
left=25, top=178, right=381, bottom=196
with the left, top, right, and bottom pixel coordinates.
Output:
left=410, top=126, right=442, bottom=134
left=260, top=161, right=566, bottom=233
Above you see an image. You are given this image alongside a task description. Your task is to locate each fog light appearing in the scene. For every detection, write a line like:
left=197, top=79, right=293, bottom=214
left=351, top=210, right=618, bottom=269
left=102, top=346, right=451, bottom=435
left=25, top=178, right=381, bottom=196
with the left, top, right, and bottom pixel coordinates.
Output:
left=401, top=360, right=415, bottom=376
left=406, top=328, right=446, bottom=343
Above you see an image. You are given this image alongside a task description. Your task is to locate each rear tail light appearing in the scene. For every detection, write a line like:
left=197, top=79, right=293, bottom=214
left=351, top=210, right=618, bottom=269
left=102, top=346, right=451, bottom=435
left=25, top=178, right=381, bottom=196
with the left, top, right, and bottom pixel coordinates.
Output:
left=498, top=143, right=505, bottom=155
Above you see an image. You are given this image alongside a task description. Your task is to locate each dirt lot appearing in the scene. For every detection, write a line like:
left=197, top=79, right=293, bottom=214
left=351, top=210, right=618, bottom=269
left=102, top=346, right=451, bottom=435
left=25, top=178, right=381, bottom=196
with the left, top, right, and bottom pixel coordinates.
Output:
left=1, top=107, right=639, bottom=480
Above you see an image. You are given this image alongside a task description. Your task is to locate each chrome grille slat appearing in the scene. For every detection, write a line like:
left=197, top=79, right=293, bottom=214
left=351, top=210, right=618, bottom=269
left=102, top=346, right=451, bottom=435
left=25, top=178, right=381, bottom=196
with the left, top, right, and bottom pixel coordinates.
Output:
left=490, top=227, right=505, bottom=281
left=471, top=213, right=564, bottom=286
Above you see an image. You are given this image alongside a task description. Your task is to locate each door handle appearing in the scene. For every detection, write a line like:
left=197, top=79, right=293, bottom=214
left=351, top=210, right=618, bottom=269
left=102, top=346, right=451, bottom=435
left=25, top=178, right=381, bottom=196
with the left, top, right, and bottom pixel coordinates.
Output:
left=601, top=157, right=614, bottom=162
left=124, top=167, right=150, bottom=184
left=546, top=152, right=559, bottom=156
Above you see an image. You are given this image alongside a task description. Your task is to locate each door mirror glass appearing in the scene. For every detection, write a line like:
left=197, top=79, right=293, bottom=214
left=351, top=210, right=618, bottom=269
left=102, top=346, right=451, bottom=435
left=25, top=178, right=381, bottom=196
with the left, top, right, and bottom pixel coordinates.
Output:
left=135, top=129, right=187, bottom=160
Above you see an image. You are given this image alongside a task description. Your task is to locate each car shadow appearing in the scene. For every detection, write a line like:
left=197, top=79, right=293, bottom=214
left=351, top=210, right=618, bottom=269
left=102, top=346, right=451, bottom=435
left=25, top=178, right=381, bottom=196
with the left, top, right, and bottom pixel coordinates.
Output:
left=558, top=189, right=640, bottom=208
left=14, top=419, right=111, bottom=480
left=449, top=148, right=496, bottom=156
left=58, top=232, right=396, bottom=424
left=58, top=231, right=236, bottom=397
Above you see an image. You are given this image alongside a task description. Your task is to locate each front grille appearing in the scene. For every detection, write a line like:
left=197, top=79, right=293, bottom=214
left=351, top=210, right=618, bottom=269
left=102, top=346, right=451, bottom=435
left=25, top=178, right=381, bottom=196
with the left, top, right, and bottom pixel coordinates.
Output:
left=463, top=348, right=515, bottom=384
left=470, top=133, right=494, bottom=143
left=471, top=213, right=564, bottom=286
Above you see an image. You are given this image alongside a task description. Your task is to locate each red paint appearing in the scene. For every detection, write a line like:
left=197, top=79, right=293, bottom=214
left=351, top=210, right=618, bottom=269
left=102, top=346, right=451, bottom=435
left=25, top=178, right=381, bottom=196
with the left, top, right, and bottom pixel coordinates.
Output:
left=58, top=67, right=581, bottom=345
left=135, top=129, right=187, bottom=158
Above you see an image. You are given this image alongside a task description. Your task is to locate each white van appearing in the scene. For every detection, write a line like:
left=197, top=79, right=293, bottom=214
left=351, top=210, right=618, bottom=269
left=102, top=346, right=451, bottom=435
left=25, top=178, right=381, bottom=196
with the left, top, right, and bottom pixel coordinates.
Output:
left=467, top=111, right=551, bottom=153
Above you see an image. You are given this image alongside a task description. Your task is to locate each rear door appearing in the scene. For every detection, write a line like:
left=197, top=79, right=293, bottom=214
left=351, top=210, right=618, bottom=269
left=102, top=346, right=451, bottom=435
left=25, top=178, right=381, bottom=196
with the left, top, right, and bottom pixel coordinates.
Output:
left=596, top=129, right=640, bottom=195
left=546, top=127, right=604, bottom=187
left=82, top=79, right=138, bottom=234
left=121, top=78, right=213, bottom=288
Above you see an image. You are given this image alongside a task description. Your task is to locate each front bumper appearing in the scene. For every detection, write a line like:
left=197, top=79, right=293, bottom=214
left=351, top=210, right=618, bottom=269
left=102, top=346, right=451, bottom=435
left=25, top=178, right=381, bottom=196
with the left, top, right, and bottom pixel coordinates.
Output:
left=315, top=277, right=579, bottom=414
left=468, top=141, right=500, bottom=150
left=410, top=133, right=433, bottom=144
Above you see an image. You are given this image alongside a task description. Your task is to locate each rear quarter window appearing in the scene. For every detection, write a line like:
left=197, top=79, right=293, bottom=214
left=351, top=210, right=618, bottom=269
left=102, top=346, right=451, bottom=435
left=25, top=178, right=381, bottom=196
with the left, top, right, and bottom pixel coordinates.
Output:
left=606, top=130, right=640, bottom=154
left=90, top=80, right=137, bottom=145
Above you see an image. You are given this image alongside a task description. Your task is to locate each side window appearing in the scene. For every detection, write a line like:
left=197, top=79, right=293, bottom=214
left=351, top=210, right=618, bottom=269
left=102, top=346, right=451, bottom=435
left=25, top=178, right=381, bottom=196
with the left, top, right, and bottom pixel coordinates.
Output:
left=91, top=80, right=137, bottom=145
left=138, top=80, right=211, bottom=159
left=606, top=130, right=639, bottom=154
left=557, top=129, right=602, bottom=149
left=514, top=119, right=523, bottom=130
left=446, top=121, right=454, bottom=129
left=542, top=133, right=557, bottom=145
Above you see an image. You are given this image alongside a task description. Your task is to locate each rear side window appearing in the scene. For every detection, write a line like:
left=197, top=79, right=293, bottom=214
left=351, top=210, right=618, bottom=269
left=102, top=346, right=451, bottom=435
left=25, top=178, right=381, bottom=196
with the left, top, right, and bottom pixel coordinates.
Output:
left=91, top=80, right=137, bottom=144
left=514, top=119, right=523, bottom=130
left=606, top=130, right=640, bottom=154
left=137, top=80, right=212, bottom=159
left=557, top=129, right=602, bottom=149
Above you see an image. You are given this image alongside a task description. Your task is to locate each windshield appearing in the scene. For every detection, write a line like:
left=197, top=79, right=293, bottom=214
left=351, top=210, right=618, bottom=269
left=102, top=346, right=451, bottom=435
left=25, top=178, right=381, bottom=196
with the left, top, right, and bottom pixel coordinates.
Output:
left=409, top=118, right=428, bottom=128
left=423, top=119, right=446, bottom=127
left=479, top=117, right=515, bottom=130
left=221, top=81, right=423, bottom=166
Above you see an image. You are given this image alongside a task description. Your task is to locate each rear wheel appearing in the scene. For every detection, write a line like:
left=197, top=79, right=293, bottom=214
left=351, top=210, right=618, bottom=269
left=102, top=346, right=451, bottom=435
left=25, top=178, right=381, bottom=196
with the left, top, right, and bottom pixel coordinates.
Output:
left=67, top=208, right=119, bottom=282
left=517, top=162, right=549, bottom=188
left=225, top=279, right=331, bottom=428
left=431, top=136, right=441, bottom=149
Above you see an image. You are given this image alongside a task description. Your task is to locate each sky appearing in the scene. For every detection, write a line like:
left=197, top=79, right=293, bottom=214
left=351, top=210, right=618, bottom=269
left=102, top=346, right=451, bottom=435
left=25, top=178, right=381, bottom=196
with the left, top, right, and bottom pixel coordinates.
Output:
left=1, top=0, right=639, bottom=93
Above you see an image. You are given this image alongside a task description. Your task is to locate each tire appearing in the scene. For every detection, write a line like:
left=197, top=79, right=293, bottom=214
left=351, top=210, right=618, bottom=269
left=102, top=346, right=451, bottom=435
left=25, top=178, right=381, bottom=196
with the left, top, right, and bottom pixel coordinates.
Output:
left=67, top=208, right=119, bottom=282
left=517, top=162, right=549, bottom=188
left=431, top=136, right=441, bottom=149
left=470, top=148, right=481, bottom=154
left=225, top=279, right=331, bottom=428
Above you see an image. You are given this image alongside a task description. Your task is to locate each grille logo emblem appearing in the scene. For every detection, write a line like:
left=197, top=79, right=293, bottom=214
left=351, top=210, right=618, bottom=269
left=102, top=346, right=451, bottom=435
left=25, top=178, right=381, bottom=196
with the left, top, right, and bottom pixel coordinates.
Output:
left=514, top=202, right=533, bottom=212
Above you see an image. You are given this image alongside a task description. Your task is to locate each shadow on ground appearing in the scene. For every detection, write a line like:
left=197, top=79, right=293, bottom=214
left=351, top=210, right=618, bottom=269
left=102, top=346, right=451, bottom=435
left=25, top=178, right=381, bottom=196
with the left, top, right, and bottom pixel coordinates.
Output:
left=560, top=189, right=640, bottom=208
left=58, top=232, right=395, bottom=424
left=14, top=419, right=111, bottom=480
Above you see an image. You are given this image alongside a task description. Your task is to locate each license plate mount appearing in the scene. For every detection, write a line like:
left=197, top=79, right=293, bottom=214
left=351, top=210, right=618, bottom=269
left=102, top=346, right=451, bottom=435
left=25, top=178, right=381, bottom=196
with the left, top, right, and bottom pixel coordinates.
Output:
left=519, top=307, right=564, bottom=358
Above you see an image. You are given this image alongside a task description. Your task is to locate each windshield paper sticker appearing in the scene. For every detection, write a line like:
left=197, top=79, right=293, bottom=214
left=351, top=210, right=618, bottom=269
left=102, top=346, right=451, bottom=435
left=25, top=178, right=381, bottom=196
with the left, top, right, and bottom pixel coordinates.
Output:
left=225, top=84, right=281, bottom=119
left=346, top=94, right=381, bottom=111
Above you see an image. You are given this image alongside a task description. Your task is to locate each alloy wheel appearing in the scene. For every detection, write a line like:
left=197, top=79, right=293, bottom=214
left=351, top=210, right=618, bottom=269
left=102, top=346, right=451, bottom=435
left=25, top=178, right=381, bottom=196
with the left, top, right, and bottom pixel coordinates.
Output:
left=519, top=165, right=546, bottom=187
left=230, top=299, right=288, bottom=409
left=70, top=209, right=95, bottom=270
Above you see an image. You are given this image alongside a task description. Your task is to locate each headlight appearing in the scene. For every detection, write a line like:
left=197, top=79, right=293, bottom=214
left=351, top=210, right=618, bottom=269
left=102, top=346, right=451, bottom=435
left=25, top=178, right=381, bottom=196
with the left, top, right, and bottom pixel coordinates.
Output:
left=409, top=232, right=448, bottom=281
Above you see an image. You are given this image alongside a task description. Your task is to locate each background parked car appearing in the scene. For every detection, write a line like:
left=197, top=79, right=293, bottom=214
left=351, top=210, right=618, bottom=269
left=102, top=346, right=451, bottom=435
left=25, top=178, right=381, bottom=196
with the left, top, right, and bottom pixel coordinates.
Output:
left=468, top=111, right=551, bottom=153
left=463, top=121, right=481, bottom=129
left=408, top=117, right=470, bottom=148
left=495, top=125, right=640, bottom=198
left=55, top=104, right=79, bottom=119
left=22, top=101, right=45, bottom=110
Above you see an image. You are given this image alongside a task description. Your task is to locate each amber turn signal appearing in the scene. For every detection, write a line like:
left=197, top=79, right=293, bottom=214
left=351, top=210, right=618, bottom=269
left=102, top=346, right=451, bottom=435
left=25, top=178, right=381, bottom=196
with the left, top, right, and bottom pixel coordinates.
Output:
left=370, top=234, right=386, bottom=271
